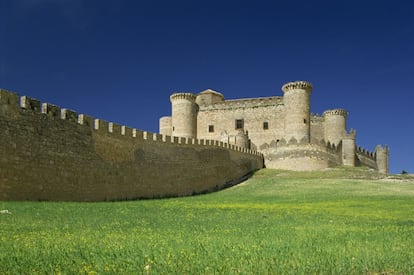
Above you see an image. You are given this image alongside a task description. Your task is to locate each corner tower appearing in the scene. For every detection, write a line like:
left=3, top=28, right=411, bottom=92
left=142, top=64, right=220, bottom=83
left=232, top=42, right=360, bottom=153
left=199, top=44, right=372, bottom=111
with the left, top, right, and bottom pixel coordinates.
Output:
left=170, top=93, right=197, bottom=138
left=323, top=109, right=348, bottom=146
left=282, top=81, right=313, bottom=143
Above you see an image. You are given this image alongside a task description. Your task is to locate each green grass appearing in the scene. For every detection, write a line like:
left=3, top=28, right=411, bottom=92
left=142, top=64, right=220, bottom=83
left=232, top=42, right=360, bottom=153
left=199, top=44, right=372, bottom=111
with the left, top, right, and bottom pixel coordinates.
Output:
left=1, top=167, right=413, bottom=274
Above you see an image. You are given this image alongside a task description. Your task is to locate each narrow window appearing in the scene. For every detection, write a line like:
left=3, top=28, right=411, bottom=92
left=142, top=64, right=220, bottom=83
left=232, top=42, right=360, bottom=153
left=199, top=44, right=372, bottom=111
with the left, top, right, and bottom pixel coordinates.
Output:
left=208, top=125, right=214, bottom=133
left=304, top=119, right=307, bottom=124
left=235, top=119, right=244, bottom=129
left=263, top=122, right=269, bottom=130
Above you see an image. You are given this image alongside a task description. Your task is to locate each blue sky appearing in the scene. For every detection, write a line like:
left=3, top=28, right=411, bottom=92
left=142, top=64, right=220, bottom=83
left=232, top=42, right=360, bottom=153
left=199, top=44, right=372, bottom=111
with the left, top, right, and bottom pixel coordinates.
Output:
left=1, top=0, right=413, bottom=173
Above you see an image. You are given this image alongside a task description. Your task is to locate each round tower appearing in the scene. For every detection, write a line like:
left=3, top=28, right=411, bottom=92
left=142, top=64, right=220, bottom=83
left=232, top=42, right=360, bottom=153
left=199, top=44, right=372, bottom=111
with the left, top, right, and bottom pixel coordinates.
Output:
left=159, top=116, right=172, bottom=136
left=281, top=81, right=313, bottom=143
left=376, top=145, right=389, bottom=174
left=323, top=109, right=348, bottom=146
left=170, top=93, right=197, bottom=138
left=235, top=129, right=250, bottom=149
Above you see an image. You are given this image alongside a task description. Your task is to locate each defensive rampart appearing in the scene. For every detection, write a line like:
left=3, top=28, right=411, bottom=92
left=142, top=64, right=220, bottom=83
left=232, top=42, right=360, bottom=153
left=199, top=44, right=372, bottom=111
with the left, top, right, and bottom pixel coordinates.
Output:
left=0, top=89, right=263, bottom=202
left=355, top=146, right=377, bottom=169
left=260, top=138, right=342, bottom=170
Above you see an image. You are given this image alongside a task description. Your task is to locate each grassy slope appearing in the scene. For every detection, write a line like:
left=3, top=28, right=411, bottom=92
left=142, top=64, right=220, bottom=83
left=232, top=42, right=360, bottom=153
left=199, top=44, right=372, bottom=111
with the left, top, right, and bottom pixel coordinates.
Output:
left=0, top=167, right=413, bottom=274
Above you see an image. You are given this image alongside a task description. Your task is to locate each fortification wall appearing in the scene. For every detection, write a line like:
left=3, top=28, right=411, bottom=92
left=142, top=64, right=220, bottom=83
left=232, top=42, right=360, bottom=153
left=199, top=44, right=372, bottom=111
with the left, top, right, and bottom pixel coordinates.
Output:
left=310, top=114, right=324, bottom=142
left=261, top=139, right=342, bottom=170
left=0, top=89, right=263, bottom=202
left=197, top=97, right=285, bottom=151
left=355, top=146, right=377, bottom=170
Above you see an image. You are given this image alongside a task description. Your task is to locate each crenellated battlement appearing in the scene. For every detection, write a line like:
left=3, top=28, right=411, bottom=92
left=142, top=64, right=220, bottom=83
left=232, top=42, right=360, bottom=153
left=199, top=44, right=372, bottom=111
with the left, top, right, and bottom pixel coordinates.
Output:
left=356, top=146, right=376, bottom=159
left=41, top=103, right=61, bottom=118
left=20, top=96, right=41, bottom=111
left=170, top=92, right=197, bottom=102
left=1, top=88, right=264, bottom=201
left=0, top=88, right=262, bottom=157
left=260, top=137, right=341, bottom=153
left=199, top=96, right=283, bottom=111
left=345, top=129, right=356, bottom=139
left=281, top=81, right=313, bottom=93
left=310, top=113, right=324, bottom=123
left=323, top=109, right=348, bottom=118
left=61, top=109, right=78, bottom=123
left=0, top=88, right=19, bottom=105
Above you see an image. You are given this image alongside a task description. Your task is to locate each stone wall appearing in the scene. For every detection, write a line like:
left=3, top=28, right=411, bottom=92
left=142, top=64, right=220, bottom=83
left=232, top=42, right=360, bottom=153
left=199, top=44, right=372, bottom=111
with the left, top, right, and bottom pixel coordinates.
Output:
left=197, top=97, right=285, bottom=150
left=262, top=141, right=341, bottom=171
left=0, top=89, right=263, bottom=202
left=355, top=146, right=377, bottom=170
left=310, top=114, right=324, bottom=142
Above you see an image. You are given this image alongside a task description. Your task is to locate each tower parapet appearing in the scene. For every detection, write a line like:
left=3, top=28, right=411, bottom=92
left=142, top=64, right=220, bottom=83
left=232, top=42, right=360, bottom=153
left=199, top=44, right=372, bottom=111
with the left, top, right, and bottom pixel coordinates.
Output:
left=323, top=109, right=348, bottom=146
left=281, top=81, right=313, bottom=93
left=281, top=81, right=313, bottom=143
left=170, top=92, right=197, bottom=138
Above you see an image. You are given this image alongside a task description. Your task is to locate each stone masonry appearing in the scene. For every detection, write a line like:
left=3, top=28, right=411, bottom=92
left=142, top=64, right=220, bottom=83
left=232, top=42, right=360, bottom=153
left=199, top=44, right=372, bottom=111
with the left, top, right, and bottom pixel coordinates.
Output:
left=0, top=89, right=263, bottom=201
left=160, top=80, right=389, bottom=173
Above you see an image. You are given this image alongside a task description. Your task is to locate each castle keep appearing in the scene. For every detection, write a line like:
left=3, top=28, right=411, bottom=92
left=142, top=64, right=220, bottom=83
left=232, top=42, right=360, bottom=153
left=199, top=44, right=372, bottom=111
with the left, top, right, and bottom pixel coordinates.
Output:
left=160, top=81, right=389, bottom=173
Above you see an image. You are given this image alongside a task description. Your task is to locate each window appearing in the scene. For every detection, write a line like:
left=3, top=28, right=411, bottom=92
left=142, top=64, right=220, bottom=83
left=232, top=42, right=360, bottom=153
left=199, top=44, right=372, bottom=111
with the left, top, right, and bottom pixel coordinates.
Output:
left=263, top=122, right=269, bottom=130
left=235, top=119, right=244, bottom=129
left=208, top=125, right=214, bottom=133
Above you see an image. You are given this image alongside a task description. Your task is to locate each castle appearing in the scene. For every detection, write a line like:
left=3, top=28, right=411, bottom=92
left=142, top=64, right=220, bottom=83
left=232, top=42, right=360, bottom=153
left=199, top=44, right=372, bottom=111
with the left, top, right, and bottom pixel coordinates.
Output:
left=160, top=81, right=389, bottom=173
left=0, top=80, right=389, bottom=201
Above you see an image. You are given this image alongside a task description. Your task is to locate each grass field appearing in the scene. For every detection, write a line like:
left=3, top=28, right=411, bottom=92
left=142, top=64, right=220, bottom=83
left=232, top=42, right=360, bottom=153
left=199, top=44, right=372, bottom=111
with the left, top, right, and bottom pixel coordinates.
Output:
left=1, top=167, right=413, bottom=274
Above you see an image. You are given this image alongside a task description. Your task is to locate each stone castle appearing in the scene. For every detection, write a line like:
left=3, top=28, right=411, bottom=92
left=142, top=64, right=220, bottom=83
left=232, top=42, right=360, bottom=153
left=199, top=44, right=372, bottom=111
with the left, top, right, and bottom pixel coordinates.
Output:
left=160, top=81, right=389, bottom=173
left=0, top=80, right=388, bottom=201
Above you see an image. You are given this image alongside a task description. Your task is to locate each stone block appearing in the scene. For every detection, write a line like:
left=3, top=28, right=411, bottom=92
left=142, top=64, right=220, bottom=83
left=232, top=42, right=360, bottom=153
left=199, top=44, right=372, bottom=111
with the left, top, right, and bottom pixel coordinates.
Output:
left=20, top=96, right=40, bottom=111
left=41, top=103, right=60, bottom=117
left=61, top=109, right=78, bottom=123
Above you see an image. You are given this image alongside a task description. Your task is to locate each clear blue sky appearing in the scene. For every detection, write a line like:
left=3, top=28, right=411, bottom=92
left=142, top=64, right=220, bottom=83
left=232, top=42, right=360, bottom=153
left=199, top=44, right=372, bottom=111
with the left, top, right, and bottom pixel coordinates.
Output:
left=1, top=0, right=413, bottom=174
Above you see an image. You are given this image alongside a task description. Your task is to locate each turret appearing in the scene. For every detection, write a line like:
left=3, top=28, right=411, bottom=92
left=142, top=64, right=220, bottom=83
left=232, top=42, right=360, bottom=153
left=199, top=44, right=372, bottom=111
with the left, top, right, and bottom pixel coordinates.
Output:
left=342, top=129, right=356, bottom=166
left=235, top=129, right=250, bottom=149
left=170, top=93, right=197, bottom=138
left=323, top=109, right=348, bottom=146
left=159, top=116, right=172, bottom=136
left=376, top=145, right=389, bottom=174
left=281, top=81, right=313, bottom=143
